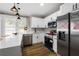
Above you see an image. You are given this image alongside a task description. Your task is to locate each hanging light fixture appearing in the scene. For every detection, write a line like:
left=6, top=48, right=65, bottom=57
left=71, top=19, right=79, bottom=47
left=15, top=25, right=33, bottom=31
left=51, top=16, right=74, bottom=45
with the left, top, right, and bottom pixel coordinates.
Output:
left=17, top=16, right=21, bottom=19
left=16, top=12, right=21, bottom=19
left=16, top=12, right=19, bottom=16
left=10, top=3, right=18, bottom=12
left=10, top=3, right=21, bottom=20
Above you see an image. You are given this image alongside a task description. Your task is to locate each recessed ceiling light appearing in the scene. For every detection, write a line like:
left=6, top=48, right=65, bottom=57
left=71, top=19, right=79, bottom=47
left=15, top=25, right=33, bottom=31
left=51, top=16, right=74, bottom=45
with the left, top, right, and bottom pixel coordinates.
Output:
left=40, top=3, right=44, bottom=6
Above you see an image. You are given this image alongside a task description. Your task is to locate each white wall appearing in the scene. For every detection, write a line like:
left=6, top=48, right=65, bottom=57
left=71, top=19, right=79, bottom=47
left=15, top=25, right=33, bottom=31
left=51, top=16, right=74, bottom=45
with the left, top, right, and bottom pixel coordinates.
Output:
left=0, top=15, right=5, bottom=37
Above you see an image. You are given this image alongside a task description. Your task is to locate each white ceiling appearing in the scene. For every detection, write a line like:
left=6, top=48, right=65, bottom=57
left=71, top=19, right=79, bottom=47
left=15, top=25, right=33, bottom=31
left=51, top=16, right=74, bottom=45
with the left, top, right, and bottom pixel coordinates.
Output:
left=0, top=3, right=63, bottom=18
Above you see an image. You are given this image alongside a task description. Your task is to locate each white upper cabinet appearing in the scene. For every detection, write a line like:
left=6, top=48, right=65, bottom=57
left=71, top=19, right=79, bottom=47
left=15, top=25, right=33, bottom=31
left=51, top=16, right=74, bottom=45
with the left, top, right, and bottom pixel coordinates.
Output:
left=72, top=3, right=79, bottom=11
left=45, top=13, right=57, bottom=23
left=31, top=17, right=38, bottom=28
left=76, top=3, right=79, bottom=10
left=0, top=17, right=1, bottom=37
left=60, top=3, right=74, bottom=16
left=44, top=11, right=58, bottom=28
left=31, top=17, right=46, bottom=28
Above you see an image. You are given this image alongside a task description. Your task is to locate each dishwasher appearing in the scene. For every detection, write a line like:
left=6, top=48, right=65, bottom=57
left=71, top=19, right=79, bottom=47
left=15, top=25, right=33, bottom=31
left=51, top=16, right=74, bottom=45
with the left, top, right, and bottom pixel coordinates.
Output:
left=23, top=34, right=32, bottom=47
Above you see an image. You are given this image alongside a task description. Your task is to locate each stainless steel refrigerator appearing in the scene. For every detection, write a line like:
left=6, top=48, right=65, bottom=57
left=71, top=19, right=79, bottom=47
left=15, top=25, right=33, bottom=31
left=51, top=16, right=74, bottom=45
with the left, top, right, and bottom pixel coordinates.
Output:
left=57, top=11, right=79, bottom=56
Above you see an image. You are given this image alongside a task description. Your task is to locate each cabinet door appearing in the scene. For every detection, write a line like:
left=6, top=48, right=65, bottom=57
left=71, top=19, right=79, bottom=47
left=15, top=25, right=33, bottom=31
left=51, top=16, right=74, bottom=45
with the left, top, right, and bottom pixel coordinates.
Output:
left=60, top=3, right=73, bottom=15
left=42, top=33, right=45, bottom=44
left=40, top=18, right=48, bottom=28
left=37, top=33, right=44, bottom=43
left=76, top=3, right=79, bottom=10
left=36, top=19, right=46, bottom=28
left=31, top=19, right=37, bottom=28
left=33, top=34, right=38, bottom=44
left=40, top=20, right=45, bottom=28
left=53, top=35, right=57, bottom=53
left=0, top=17, right=1, bottom=38
left=33, top=33, right=45, bottom=44
left=31, top=17, right=44, bottom=28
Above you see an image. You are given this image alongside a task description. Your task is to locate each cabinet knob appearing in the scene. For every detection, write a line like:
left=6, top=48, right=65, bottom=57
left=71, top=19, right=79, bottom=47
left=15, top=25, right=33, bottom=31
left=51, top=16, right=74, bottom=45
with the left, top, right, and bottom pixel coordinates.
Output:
left=73, top=5, right=74, bottom=10
left=37, top=36, right=38, bottom=39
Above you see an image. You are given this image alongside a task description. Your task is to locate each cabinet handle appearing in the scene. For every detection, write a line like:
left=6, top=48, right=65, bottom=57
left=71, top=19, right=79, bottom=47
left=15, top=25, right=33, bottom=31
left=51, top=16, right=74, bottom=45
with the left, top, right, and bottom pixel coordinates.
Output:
left=37, top=36, right=38, bottom=39
left=51, top=17, right=52, bottom=20
left=75, top=3, right=77, bottom=10
left=73, top=5, right=74, bottom=10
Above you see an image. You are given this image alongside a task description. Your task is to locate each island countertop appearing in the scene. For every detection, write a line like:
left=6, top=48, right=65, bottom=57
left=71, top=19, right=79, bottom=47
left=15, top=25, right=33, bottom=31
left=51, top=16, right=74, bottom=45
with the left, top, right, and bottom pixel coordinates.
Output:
left=0, top=33, right=23, bottom=49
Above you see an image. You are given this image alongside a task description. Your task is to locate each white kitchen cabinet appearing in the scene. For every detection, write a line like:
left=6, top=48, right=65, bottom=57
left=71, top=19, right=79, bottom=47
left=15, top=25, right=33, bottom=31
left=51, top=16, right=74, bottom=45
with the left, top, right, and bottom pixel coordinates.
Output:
left=31, top=17, right=39, bottom=28
left=44, top=20, right=48, bottom=28
left=45, top=14, right=56, bottom=23
left=60, top=3, right=74, bottom=16
left=39, top=19, right=46, bottom=28
left=32, top=34, right=38, bottom=44
left=53, top=35, right=57, bottom=53
left=38, top=33, right=44, bottom=43
left=0, top=17, right=1, bottom=38
left=31, top=17, right=46, bottom=28
left=44, top=11, right=58, bottom=28
left=72, top=3, right=79, bottom=11
left=40, top=20, right=47, bottom=28
left=76, top=3, right=79, bottom=9
left=32, top=33, right=44, bottom=44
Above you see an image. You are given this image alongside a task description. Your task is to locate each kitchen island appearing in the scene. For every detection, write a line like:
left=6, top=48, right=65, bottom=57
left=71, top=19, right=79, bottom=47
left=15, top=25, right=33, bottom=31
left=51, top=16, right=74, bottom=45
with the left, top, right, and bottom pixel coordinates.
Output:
left=0, top=34, right=23, bottom=56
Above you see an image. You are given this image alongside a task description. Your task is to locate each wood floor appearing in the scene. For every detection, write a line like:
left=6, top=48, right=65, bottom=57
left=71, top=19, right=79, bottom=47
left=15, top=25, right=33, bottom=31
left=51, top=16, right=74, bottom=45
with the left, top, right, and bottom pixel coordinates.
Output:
left=22, top=43, right=57, bottom=56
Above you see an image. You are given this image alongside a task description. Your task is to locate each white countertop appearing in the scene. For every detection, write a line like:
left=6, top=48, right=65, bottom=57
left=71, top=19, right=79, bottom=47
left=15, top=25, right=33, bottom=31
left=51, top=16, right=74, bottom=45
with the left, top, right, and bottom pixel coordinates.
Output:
left=45, top=34, right=53, bottom=39
left=0, top=34, right=23, bottom=49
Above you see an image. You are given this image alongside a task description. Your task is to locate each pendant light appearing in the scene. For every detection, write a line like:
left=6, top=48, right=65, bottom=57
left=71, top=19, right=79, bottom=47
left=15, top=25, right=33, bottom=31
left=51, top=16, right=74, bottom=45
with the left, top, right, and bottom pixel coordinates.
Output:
left=16, top=12, right=19, bottom=16
left=16, top=12, right=21, bottom=19
left=10, top=3, right=18, bottom=12
left=17, top=16, right=21, bottom=19
left=10, top=3, right=21, bottom=19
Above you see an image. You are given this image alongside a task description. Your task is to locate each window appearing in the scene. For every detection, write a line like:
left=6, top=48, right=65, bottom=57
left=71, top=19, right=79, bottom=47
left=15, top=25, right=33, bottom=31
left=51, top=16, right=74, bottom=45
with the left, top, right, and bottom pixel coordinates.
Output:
left=5, top=17, right=16, bottom=35
left=0, top=15, right=26, bottom=36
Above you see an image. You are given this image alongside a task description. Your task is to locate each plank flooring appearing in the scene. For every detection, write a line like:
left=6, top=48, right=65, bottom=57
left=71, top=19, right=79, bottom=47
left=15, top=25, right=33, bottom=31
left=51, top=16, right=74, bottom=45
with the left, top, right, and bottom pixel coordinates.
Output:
left=22, top=43, right=57, bottom=56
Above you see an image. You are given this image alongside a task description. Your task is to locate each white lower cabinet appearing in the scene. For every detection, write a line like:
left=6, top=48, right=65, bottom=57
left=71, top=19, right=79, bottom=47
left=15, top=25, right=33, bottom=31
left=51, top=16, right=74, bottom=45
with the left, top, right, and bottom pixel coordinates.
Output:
left=53, top=35, right=57, bottom=53
left=32, top=33, right=44, bottom=44
left=33, top=34, right=38, bottom=44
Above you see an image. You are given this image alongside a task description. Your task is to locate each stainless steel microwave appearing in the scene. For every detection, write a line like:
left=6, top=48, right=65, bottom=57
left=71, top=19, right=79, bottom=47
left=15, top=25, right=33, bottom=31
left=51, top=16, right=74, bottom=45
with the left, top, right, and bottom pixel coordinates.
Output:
left=48, top=21, right=57, bottom=28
